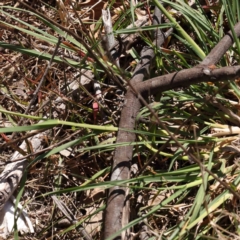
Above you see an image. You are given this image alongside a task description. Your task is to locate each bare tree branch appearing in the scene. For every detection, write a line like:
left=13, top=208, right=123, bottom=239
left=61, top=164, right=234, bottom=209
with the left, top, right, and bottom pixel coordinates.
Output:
left=137, top=65, right=240, bottom=95
left=201, top=21, right=240, bottom=66
left=137, top=20, right=240, bottom=94
left=104, top=17, right=240, bottom=240
left=103, top=5, right=166, bottom=240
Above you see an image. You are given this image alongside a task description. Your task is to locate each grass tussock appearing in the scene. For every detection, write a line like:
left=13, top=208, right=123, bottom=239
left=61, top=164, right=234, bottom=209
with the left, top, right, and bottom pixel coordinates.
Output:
left=0, top=0, right=240, bottom=239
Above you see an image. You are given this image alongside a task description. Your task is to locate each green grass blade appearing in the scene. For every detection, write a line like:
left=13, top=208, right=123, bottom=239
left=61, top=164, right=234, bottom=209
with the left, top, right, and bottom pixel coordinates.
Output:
left=0, top=119, right=118, bottom=133
left=152, top=0, right=205, bottom=59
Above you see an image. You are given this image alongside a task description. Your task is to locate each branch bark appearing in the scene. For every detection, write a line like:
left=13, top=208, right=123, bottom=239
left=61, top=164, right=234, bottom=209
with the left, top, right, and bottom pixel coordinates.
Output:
left=103, top=5, right=166, bottom=240
left=137, top=65, right=240, bottom=95
left=137, top=20, right=240, bottom=94
left=104, top=18, right=240, bottom=240
left=201, top=21, right=240, bottom=66
left=103, top=48, right=154, bottom=240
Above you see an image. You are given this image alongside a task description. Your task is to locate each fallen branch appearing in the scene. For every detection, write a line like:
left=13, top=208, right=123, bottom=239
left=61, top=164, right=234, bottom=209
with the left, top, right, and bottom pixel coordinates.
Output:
left=136, top=19, right=240, bottom=95
left=137, top=65, right=240, bottom=95
left=201, top=21, right=240, bottom=66
left=104, top=15, right=240, bottom=240
left=103, top=4, right=166, bottom=239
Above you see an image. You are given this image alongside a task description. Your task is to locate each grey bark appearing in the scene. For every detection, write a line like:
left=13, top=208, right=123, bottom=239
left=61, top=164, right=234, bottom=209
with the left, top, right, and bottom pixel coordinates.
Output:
left=104, top=18, right=240, bottom=239
left=137, top=65, right=240, bottom=95
left=103, top=5, right=166, bottom=240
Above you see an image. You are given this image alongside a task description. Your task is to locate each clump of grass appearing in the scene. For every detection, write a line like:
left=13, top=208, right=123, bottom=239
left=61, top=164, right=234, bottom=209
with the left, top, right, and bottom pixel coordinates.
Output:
left=0, top=0, right=240, bottom=239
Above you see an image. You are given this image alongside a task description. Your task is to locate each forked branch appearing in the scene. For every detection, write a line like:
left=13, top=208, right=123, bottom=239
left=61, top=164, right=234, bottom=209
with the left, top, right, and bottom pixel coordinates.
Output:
left=104, top=17, right=240, bottom=240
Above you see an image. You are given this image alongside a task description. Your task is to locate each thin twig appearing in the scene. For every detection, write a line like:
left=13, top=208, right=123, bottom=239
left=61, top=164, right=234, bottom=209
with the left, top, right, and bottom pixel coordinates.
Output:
left=206, top=95, right=240, bottom=126
left=1, top=129, right=83, bottom=164
left=52, top=195, right=92, bottom=240
left=17, top=0, right=126, bottom=92
left=24, top=37, right=62, bottom=115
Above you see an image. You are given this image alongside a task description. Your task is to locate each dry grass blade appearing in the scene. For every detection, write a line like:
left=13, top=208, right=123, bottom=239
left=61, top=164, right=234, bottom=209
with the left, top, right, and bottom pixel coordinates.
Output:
left=1, top=0, right=240, bottom=239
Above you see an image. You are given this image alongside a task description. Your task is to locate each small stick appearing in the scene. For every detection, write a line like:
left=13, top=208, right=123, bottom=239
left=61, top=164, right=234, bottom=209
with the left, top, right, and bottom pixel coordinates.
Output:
left=102, top=8, right=120, bottom=67
left=24, top=37, right=62, bottom=115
